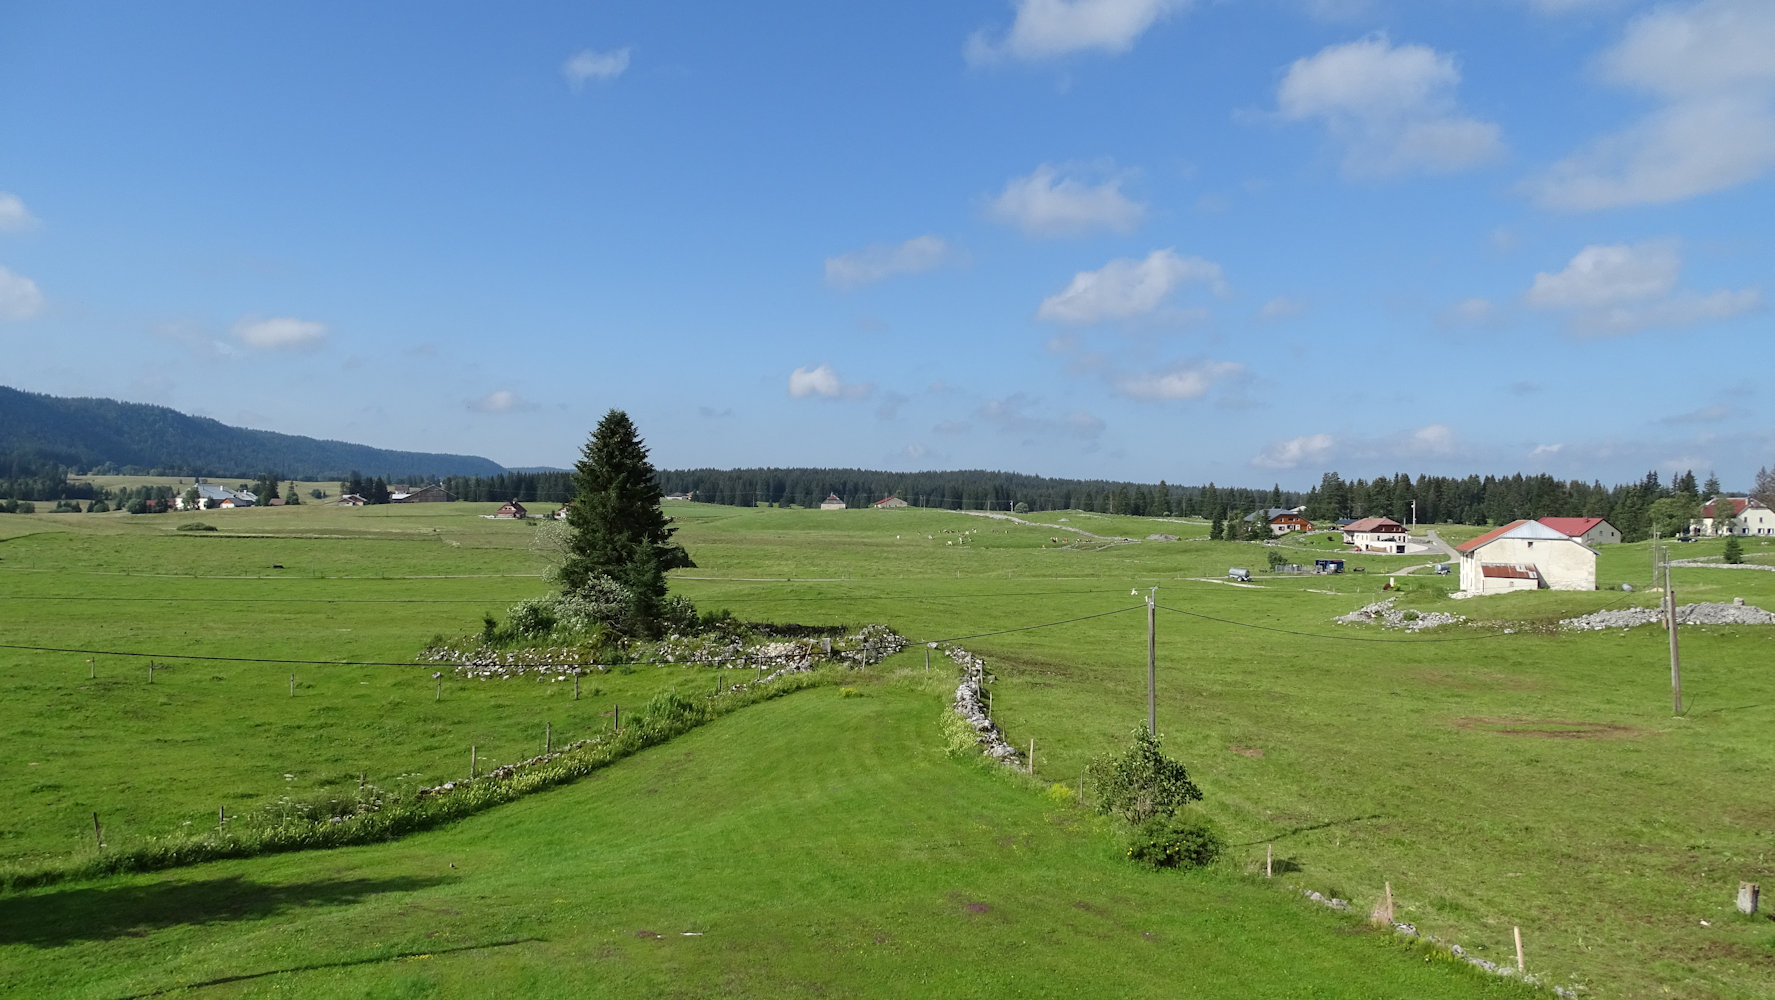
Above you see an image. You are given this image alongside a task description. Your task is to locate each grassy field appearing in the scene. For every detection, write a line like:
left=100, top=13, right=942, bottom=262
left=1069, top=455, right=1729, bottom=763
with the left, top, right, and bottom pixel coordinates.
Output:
left=3, top=501, right=1773, bottom=997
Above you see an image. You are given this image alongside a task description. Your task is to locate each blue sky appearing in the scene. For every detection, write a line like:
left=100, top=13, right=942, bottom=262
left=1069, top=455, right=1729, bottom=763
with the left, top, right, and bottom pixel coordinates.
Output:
left=1, top=0, right=1770, bottom=488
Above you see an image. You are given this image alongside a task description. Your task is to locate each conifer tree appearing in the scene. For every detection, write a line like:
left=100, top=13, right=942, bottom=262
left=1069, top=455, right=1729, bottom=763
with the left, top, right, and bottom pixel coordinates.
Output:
left=560, top=409, right=693, bottom=635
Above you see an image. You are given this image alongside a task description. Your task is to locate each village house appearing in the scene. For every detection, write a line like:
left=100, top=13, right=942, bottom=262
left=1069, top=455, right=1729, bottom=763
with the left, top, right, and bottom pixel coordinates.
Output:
left=663, top=491, right=693, bottom=501
left=335, top=493, right=367, bottom=506
left=1536, top=516, right=1621, bottom=546
left=553, top=504, right=570, bottom=520
left=494, top=500, right=527, bottom=519
left=392, top=483, right=454, bottom=503
left=1342, top=516, right=1407, bottom=553
left=872, top=496, right=909, bottom=509
left=176, top=483, right=253, bottom=510
left=819, top=493, right=846, bottom=511
left=1456, top=519, right=1598, bottom=594
left=1696, top=498, right=1774, bottom=537
left=1245, top=508, right=1313, bottom=535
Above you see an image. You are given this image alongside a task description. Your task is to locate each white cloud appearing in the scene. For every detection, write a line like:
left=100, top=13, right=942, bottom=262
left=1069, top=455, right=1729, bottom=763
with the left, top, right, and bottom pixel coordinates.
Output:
left=231, top=316, right=327, bottom=351
left=1113, top=361, right=1242, bottom=400
left=1529, top=0, right=1775, bottom=210
left=1251, top=433, right=1337, bottom=470
left=1276, top=35, right=1504, bottom=177
left=563, top=47, right=631, bottom=89
left=1257, top=297, right=1305, bottom=322
left=0, top=266, right=44, bottom=321
left=788, top=363, right=871, bottom=400
left=1531, top=443, right=1564, bottom=458
left=985, top=164, right=1145, bottom=236
left=1440, top=297, right=1498, bottom=326
left=1525, top=241, right=1761, bottom=334
left=967, top=0, right=1188, bottom=64
left=1036, top=248, right=1227, bottom=325
left=467, top=390, right=523, bottom=414
left=0, top=193, right=38, bottom=233
left=825, top=235, right=955, bottom=289
left=1408, top=423, right=1456, bottom=456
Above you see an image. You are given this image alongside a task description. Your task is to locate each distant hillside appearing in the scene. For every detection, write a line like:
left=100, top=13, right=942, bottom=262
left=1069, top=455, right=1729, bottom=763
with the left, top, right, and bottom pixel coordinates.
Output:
left=0, top=386, right=506, bottom=479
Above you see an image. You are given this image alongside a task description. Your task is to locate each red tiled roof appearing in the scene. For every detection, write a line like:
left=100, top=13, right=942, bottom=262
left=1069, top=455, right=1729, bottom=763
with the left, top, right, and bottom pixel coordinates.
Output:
left=1536, top=516, right=1608, bottom=537
left=1343, top=517, right=1404, bottom=533
left=1701, top=498, right=1750, bottom=518
left=1455, top=520, right=1529, bottom=553
left=1481, top=563, right=1538, bottom=579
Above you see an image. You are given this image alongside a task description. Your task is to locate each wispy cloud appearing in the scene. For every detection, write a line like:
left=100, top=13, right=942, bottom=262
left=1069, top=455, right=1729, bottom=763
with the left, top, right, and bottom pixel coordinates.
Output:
left=1251, top=433, right=1337, bottom=470
left=985, top=163, right=1145, bottom=237
left=1528, top=0, right=1775, bottom=210
left=1276, top=34, right=1504, bottom=177
left=788, top=363, right=872, bottom=399
left=1112, top=360, right=1243, bottom=401
left=467, top=390, right=531, bottom=414
left=824, top=235, right=957, bottom=289
left=1250, top=423, right=1460, bottom=469
left=0, top=193, right=38, bottom=233
left=1525, top=241, right=1761, bottom=334
left=967, top=0, right=1189, bottom=65
left=1036, top=248, right=1226, bottom=325
left=232, top=316, right=327, bottom=351
left=0, top=266, right=44, bottom=321
left=563, top=47, right=632, bottom=89
left=1660, top=404, right=1733, bottom=425
left=1257, top=297, right=1305, bottom=322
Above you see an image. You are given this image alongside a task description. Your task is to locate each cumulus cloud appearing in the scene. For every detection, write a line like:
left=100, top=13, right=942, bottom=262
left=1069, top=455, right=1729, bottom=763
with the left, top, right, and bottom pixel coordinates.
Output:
left=825, top=235, right=956, bottom=289
left=467, top=390, right=527, bottom=414
left=0, top=266, right=44, bottom=321
left=1529, top=0, right=1775, bottom=210
left=1276, top=35, right=1504, bottom=177
left=985, top=164, right=1145, bottom=236
left=1036, top=248, right=1226, bottom=325
left=967, top=0, right=1188, bottom=64
left=1409, top=423, right=1456, bottom=456
left=1531, top=443, right=1564, bottom=458
left=563, top=47, right=631, bottom=89
left=1526, top=241, right=1761, bottom=334
left=788, top=363, right=871, bottom=400
left=1112, top=360, right=1243, bottom=401
left=1251, top=433, right=1337, bottom=470
left=232, top=316, right=327, bottom=351
left=0, top=193, right=38, bottom=233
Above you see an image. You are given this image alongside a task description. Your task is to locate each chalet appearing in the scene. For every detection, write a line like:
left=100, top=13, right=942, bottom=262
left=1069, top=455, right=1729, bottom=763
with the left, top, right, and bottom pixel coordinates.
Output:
left=872, top=496, right=909, bottom=509
left=663, top=492, right=693, bottom=501
left=336, top=494, right=368, bottom=507
left=1536, top=516, right=1621, bottom=546
left=1696, top=498, right=1774, bottom=537
left=819, top=493, right=846, bottom=511
left=1456, top=520, right=1597, bottom=594
left=1245, top=508, right=1313, bottom=535
left=392, top=483, right=455, bottom=503
left=553, top=504, right=570, bottom=520
left=1342, top=517, right=1407, bottom=553
left=179, top=483, right=252, bottom=510
left=494, top=500, right=528, bottom=519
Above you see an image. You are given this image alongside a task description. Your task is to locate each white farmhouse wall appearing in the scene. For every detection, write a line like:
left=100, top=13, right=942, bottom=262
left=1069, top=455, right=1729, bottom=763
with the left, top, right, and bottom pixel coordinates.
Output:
left=1474, top=537, right=1595, bottom=590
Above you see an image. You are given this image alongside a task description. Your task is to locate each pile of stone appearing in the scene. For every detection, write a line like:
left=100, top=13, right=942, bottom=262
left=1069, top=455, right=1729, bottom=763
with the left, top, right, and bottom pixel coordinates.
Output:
left=1561, top=600, right=1775, bottom=631
left=1332, top=597, right=1466, bottom=631
left=945, top=645, right=1022, bottom=768
left=428, top=625, right=910, bottom=681
left=1668, top=557, right=1775, bottom=573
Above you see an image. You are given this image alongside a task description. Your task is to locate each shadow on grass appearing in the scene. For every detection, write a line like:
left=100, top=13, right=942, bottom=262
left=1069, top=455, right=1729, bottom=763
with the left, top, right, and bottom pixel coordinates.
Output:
left=1234, top=814, right=1382, bottom=847
left=0, top=872, right=453, bottom=947
left=113, top=937, right=541, bottom=999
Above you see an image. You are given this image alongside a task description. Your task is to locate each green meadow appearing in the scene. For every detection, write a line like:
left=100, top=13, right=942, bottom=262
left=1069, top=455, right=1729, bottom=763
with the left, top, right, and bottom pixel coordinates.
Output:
left=2, top=500, right=1772, bottom=998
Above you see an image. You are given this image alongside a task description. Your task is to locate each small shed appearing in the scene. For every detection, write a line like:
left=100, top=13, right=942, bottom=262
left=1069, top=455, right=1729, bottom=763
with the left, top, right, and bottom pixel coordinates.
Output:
left=819, top=493, right=846, bottom=511
left=494, top=500, right=528, bottom=519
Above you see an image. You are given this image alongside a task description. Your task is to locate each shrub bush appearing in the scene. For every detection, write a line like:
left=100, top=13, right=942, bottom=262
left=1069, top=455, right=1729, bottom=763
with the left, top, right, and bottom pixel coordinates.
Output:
left=1127, top=811, right=1224, bottom=869
left=1084, top=726, right=1203, bottom=825
left=176, top=522, right=217, bottom=532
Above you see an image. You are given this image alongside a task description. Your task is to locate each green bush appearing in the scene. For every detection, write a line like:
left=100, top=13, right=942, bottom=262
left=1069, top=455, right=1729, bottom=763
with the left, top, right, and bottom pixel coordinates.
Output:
left=838, top=686, right=864, bottom=698
left=1127, top=811, right=1224, bottom=869
left=176, top=522, right=217, bottom=532
left=1083, top=726, right=1203, bottom=825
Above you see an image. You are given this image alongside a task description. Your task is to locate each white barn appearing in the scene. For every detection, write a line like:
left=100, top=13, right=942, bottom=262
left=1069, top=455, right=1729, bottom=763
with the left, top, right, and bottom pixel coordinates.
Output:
left=1456, top=519, right=1597, bottom=594
left=819, top=493, right=846, bottom=511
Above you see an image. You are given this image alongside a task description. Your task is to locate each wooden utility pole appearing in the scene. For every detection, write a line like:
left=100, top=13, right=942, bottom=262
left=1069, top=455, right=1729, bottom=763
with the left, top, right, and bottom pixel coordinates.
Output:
left=1665, top=551, right=1683, bottom=716
left=1146, top=588, right=1157, bottom=735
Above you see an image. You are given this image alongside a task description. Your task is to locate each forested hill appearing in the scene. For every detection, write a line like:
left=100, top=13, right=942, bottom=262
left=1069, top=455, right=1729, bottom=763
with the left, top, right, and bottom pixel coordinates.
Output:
left=0, top=386, right=506, bottom=479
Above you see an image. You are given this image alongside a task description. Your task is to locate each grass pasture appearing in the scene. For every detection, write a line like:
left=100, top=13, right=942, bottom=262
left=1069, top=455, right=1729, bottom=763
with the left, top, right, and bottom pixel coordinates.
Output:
left=2, top=501, right=1773, bottom=998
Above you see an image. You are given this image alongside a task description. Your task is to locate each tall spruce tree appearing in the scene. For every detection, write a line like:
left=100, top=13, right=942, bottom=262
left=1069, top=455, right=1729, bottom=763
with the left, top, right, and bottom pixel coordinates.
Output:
left=560, top=410, right=693, bottom=634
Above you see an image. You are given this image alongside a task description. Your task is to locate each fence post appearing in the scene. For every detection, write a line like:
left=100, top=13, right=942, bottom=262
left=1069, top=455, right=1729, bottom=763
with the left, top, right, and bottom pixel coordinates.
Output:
left=573, top=673, right=579, bottom=700
left=1028, top=739, right=1034, bottom=775
left=290, top=673, right=295, bottom=697
left=470, top=745, right=477, bottom=779
left=148, top=661, right=154, bottom=684
left=1266, top=844, right=1273, bottom=878
left=1514, top=926, right=1525, bottom=974
left=545, top=721, right=552, bottom=754
left=92, top=812, right=103, bottom=849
